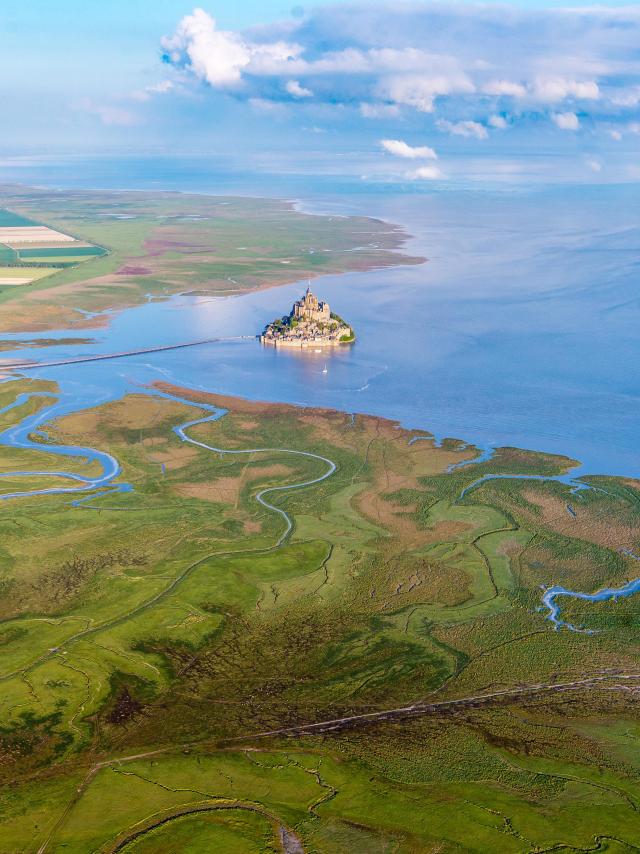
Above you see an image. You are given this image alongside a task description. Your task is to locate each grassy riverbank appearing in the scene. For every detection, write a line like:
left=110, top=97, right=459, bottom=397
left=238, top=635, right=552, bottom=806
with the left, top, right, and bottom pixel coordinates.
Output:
left=0, top=379, right=639, bottom=851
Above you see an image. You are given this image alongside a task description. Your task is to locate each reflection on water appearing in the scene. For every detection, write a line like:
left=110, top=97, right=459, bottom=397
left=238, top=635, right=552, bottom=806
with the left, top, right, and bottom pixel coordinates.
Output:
left=3, top=184, right=640, bottom=477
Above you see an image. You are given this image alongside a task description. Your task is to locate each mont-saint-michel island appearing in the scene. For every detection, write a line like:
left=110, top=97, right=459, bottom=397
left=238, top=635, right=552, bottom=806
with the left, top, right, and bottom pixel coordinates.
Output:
left=5, top=1, right=640, bottom=851
left=260, top=285, right=355, bottom=347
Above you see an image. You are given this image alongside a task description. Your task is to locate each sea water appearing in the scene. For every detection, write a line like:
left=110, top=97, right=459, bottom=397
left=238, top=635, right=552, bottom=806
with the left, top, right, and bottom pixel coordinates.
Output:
left=0, top=159, right=639, bottom=478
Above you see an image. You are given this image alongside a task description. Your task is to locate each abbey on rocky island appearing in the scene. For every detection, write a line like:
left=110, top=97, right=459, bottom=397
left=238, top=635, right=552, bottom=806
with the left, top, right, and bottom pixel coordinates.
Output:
left=261, top=286, right=354, bottom=348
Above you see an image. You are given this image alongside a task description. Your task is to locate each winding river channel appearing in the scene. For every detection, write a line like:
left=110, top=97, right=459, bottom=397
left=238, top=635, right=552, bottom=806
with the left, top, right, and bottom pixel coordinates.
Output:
left=2, top=372, right=638, bottom=633
left=161, top=388, right=337, bottom=548
left=0, top=382, right=336, bottom=540
left=541, top=578, right=640, bottom=633
left=0, top=389, right=126, bottom=503
left=1, top=182, right=640, bottom=631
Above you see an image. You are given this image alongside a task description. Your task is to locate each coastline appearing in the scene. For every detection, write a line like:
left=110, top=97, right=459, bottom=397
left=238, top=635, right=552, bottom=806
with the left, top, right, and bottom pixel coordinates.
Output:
left=151, top=380, right=580, bottom=474
left=1, top=185, right=639, bottom=478
left=0, top=186, right=426, bottom=338
left=2, top=373, right=640, bottom=850
left=6, top=375, right=639, bottom=638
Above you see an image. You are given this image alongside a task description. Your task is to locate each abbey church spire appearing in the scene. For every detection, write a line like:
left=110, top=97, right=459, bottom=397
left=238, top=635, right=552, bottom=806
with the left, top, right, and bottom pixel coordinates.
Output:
left=260, top=286, right=354, bottom=348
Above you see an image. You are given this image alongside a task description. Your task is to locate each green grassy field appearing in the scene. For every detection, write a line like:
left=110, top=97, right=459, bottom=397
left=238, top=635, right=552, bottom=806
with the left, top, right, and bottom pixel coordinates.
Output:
left=0, top=379, right=638, bottom=852
left=0, top=244, right=18, bottom=264
left=17, top=246, right=107, bottom=258
left=0, top=209, right=38, bottom=227
left=0, top=188, right=637, bottom=852
left=0, top=186, right=423, bottom=336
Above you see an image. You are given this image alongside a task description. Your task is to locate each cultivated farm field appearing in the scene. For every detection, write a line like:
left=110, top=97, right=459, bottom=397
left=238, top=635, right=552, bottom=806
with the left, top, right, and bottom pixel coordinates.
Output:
left=0, top=206, right=107, bottom=291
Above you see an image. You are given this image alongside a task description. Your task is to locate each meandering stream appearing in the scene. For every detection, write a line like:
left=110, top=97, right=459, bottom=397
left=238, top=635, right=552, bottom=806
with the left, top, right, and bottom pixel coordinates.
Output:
left=541, top=578, right=640, bottom=633
left=158, top=388, right=337, bottom=547
left=0, top=381, right=341, bottom=684
left=2, top=180, right=640, bottom=633
left=0, top=390, right=126, bottom=502
left=1, top=377, right=638, bottom=633
left=0, top=383, right=336, bottom=542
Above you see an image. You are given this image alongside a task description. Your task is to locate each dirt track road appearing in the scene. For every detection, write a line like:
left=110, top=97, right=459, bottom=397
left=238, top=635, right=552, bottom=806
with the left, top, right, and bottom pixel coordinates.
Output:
left=226, top=671, right=640, bottom=742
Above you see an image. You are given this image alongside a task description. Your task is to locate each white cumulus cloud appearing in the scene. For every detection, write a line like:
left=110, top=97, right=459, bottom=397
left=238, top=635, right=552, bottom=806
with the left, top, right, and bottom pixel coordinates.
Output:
left=483, top=80, right=526, bottom=98
left=379, top=72, right=475, bottom=113
left=532, top=77, right=599, bottom=102
left=160, top=4, right=640, bottom=127
left=162, top=8, right=250, bottom=87
left=380, top=139, right=437, bottom=160
left=489, top=114, right=508, bottom=129
left=405, top=165, right=443, bottom=181
left=286, top=80, right=313, bottom=98
left=161, top=8, right=301, bottom=89
left=437, top=119, right=488, bottom=140
left=551, top=111, right=580, bottom=130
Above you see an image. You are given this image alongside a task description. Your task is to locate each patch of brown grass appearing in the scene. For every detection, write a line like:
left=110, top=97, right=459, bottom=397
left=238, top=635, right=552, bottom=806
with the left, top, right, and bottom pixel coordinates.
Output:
left=522, top=488, right=638, bottom=550
left=174, top=464, right=294, bottom=505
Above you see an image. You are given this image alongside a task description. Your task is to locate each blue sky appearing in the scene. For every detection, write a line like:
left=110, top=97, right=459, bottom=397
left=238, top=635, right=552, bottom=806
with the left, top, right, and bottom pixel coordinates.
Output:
left=2, top=2, right=639, bottom=185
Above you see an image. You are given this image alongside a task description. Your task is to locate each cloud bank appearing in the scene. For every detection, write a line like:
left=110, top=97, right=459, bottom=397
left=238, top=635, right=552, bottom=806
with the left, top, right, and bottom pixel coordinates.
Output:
left=160, top=4, right=640, bottom=132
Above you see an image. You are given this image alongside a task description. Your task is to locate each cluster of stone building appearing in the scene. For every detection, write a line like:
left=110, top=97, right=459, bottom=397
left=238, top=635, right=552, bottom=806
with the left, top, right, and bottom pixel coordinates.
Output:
left=260, top=286, right=354, bottom=348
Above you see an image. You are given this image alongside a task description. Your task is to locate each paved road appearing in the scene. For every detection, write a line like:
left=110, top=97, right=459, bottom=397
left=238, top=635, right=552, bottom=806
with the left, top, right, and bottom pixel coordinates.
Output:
left=2, top=335, right=255, bottom=372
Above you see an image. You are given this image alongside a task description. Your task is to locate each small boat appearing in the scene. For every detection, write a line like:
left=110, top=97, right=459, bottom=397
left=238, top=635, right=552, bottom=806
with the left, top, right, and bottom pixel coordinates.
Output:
left=322, top=364, right=328, bottom=374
